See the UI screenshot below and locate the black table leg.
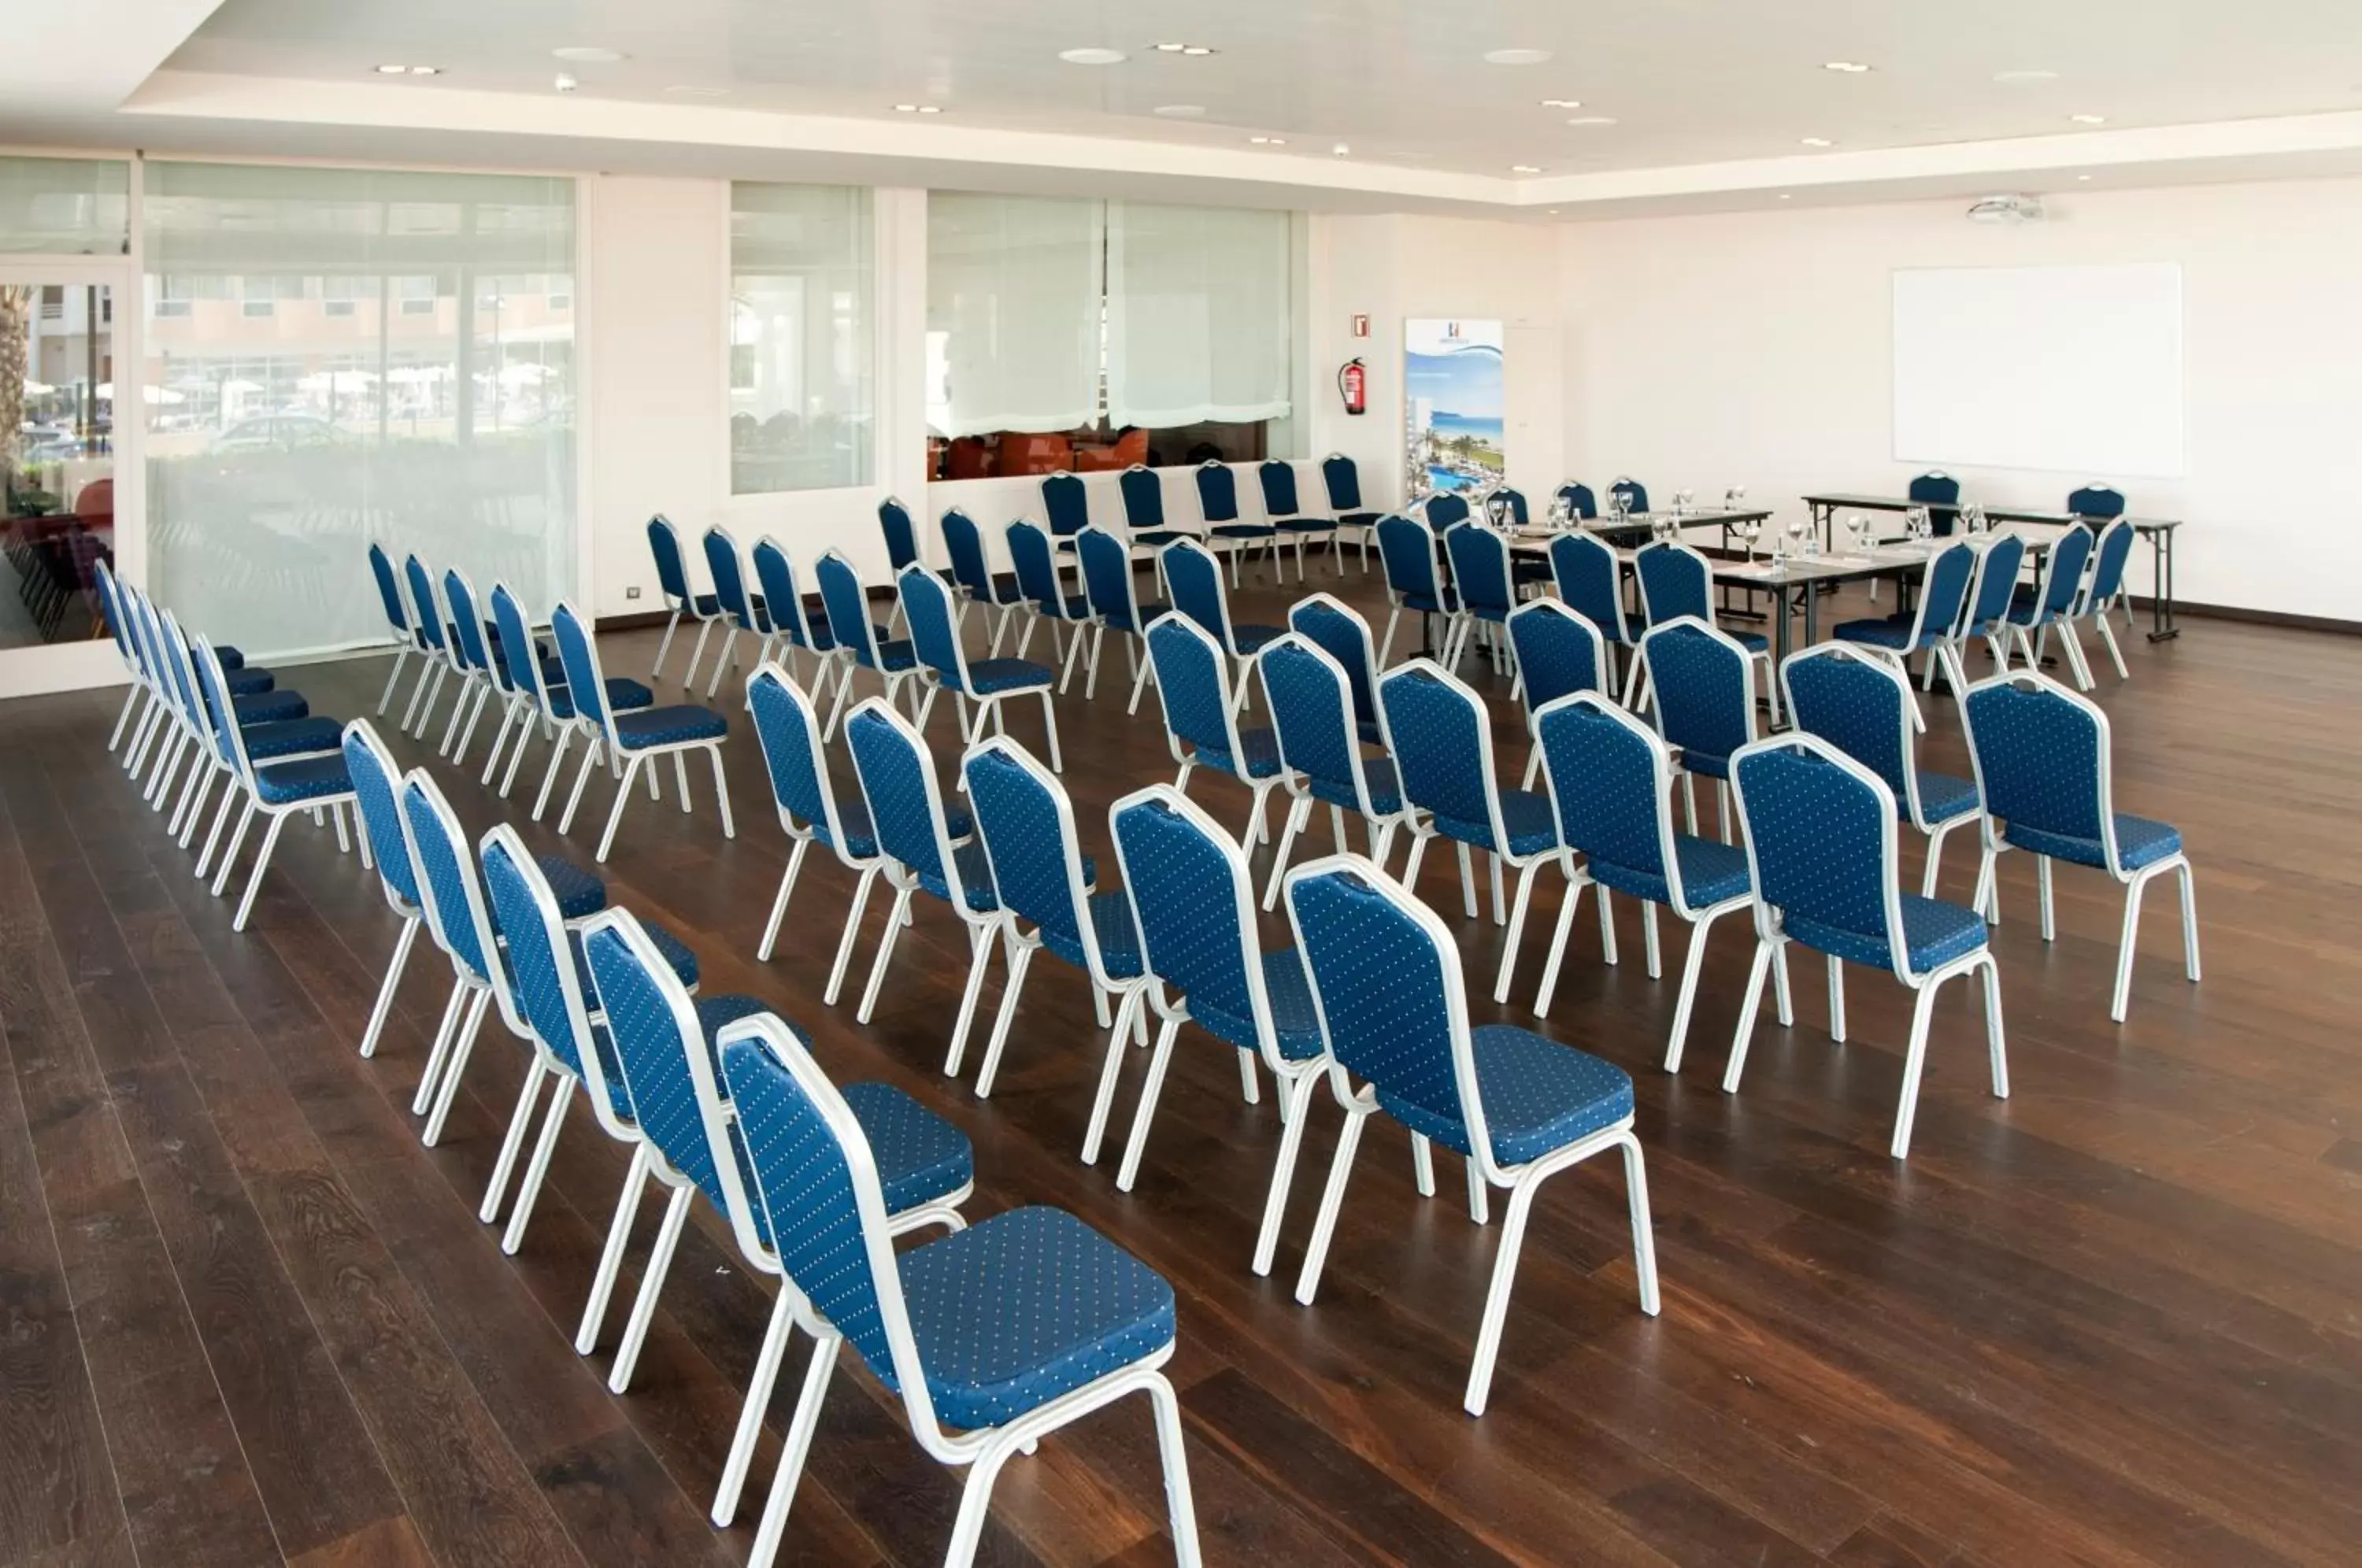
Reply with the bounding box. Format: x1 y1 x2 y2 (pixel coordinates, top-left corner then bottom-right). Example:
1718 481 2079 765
2147 529 2179 642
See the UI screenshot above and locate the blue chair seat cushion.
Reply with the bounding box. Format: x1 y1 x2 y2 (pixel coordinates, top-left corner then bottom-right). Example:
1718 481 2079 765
240 715 344 761
928 841 1096 913
691 594 721 616
613 704 728 749
233 690 309 726
842 1081 976 1214
535 853 609 920
563 919 703 1016
896 1207 1175 1431
2005 595 2058 627
1274 516 1334 535
1672 835 1753 907
1913 771 1980 826
1309 753 1401 815
1210 523 1276 540
1105 600 1169 634
224 667 277 697
1336 511 1383 528
1401 588 1459 615
1042 889 1144 980
1833 615 1920 651
1787 894 1988 975
1131 530 1200 547
2004 812 2182 873
1512 558 1554 585
1232 624 1285 656
826 794 972 860
252 754 354 806
1498 789 1561 856
965 658 1053 696
1381 1026 1635 1167
548 677 656 719
1205 726 1283 781
583 983 750 1127
1184 946 1320 1060
976 572 1027 607
1727 629 1770 655
215 645 246 671
870 637 920 673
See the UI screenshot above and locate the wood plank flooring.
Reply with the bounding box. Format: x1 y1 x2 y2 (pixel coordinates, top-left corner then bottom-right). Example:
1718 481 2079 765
2 566 2357 1567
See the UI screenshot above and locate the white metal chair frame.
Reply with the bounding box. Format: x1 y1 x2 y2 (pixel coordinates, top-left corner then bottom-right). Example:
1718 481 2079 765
1631 540 1781 723
1145 612 1285 851
1257 633 1412 910
1638 616 1759 844
900 566 1065 772
1780 642 1979 899
343 720 428 1065
1002 517 1091 692
549 600 737 864
396 555 460 739
190 636 361 932
816 549 926 740
748 534 843 709
1075 526 1164 716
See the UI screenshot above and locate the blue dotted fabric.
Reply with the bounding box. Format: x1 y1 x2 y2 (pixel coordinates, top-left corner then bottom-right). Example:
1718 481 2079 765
648 519 693 601
482 839 595 1085
613 705 728 749
752 541 832 653
368 545 408 631
872 638 920 673
1382 668 1549 853
2068 485 2127 519
2089 521 2137 603
2008 815 2183 873
1668 838 1753 907
1444 527 1514 619
1259 460 1303 517
1916 771 1980 825
2010 527 2095 626
846 706 950 888
241 716 339 759
966 658 1053 696
1383 1024 1635 1167
924 841 1009 914
749 671 837 835
443 573 491 672
898 1207 1175 1432
1006 522 1078 618
1831 616 1915 650
1147 619 1238 764
1784 653 1910 800
1961 535 2027 638
817 555 886 671
234 690 309 726
1646 623 1751 778
402 780 491 980
1509 605 1604 712
535 853 607 920
1788 896 1987 974
901 569 968 690
1334 754 1404 815
1120 468 1166 531
490 587 540 696
1042 473 1090 537
1321 455 1364 511
1494 790 1562 856
1163 544 1231 647
345 731 420 908
840 1081 975 1214
1611 479 1651 515
966 748 1091 954
702 530 761 631
1286 601 1379 730
1288 866 1464 1126
215 645 246 671
404 557 446 650
1426 494 1472 531
1635 545 1709 625
1110 794 1274 1052
224 667 276 697
1212 523 1274 541
1194 949 1323 1061
1962 682 2107 845
1538 699 1666 888
550 607 606 727
1375 517 1444 606
1194 464 1240 523
1557 483 1598 520
254 753 354 807
1263 642 1362 804
939 510 992 602
879 499 920 571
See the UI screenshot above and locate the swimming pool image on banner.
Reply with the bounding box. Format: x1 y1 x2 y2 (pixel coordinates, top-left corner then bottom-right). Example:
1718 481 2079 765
1403 317 1505 501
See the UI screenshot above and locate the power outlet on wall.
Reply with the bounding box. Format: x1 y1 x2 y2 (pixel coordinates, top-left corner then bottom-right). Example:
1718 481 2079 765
625 586 642 600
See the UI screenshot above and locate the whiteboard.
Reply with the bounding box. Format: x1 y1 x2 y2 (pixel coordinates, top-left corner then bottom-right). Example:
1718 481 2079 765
1892 263 2186 479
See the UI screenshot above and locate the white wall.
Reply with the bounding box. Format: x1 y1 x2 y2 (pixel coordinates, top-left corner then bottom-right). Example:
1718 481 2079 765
1559 177 2362 619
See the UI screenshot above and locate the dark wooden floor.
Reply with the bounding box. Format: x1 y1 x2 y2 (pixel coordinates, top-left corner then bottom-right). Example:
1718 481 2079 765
4 565 2359 1568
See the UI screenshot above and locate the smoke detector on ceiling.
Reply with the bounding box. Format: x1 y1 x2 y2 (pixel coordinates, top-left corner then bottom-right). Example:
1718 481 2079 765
1967 193 2045 225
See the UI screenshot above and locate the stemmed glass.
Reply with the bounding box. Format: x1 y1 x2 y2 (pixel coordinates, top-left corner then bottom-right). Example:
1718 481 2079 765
1734 516 1762 560
1786 516 1810 561
1846 513 1869 554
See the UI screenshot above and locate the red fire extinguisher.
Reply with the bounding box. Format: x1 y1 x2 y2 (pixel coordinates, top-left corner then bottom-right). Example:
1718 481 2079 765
1338 357 1368 416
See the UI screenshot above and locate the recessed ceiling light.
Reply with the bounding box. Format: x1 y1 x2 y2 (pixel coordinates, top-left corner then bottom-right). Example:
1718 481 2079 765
1823 61 1872 73
1539 98 1582 109
553 72 578 93
1565 116 1616 126
1547 209 1561 215
374 64 409 75
553 46 627 64
1153 104 1205 117
893 103 943 113
1154 42 1217 54
1778 193 1793 200
1484 48 1553 66
2076 173 2093 181
1510 165 1543 173
1331 142 1351 156
1994 68 2060 85
1183 46 1215 56
2070 113 2107 124
408 65 439 76
1059 46 1126 65
1800 136 1834 147
1249 135 1287 146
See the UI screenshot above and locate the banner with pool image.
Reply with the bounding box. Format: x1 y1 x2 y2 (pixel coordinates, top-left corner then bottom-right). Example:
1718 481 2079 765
1403 318 1505 501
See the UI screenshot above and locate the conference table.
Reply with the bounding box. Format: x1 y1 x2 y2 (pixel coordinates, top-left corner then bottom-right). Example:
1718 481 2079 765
1801 493 2183 642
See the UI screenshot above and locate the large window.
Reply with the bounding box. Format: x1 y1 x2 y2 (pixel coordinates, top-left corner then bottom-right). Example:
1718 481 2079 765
143 163 576 658
730 183 873 494
924 192 1293 479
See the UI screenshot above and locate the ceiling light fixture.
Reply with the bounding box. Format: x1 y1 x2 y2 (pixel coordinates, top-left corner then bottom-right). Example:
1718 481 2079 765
1800 136 1834 147
2077 173 2093 181
1823 61 1872 72
2070 113 2107 124
1539 98 1582 109
1058 46 1126 65
1565 116 1616 126
409 65 439 76
893 102 943 113
1249 135 1287 146
374 64 409 75
1510 164 1543 173
553 46 627 64
1331 142 1351 156
1483 48 1553 66
1778 193 1794 200
554 72 579 92
1154 42 1217 55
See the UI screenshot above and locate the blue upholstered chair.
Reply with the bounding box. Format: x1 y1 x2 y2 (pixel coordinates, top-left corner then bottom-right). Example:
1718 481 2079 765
1255 459 1341 579
1833 538 1979 707
367 542 421 716
1639 618 1759 841
1040 469 1092 551
695 525 769 699
1531 693 1757 1070
1783 644 1981 899
343 720 435 1063
1955 531 2028 679
1634 539 1777 720
94 560 155 755
1908 471 1962 534
1161 537 1282 712
1375 658 1562 1002
1319 453 1379 571
899 565 1063 771
189 635 359 931
549 600 735 863
1076 525 1169 712
1004 517 1091 689
398 552 457 737
1119 463 1196 551
646 515 722 685
1609 476 1650 516
1726 735 2009 1158
1549 529 1643 697
154 608 323 852
1422 490 1472 532
713 1011 1198 1568
814 549 922 738
964 738 1148 1098
1440 523 1517 675
436 566 506 762
1505 600 1605 790
1373 513 1456 668
2066 483 2127 520
2076 518 2138 681
939 507 1028 657
1286 592 1385 747
1107 786 1332 1270
877 495 923 637
1145 613 1285 849
1257 634 1411 908
1962 672 2199 1023
1555 481 1598 520
2006 523 2097 688
1193 460 1278 586
750 534 839 697
1282 855 1660 1415
842 697 1014 1066
481 581 656 806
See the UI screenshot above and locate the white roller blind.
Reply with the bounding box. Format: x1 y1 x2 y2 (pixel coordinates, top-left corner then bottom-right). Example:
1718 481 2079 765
1105 202 1290 429
0 155 129 254
731 182 873 494
925 192 1102 436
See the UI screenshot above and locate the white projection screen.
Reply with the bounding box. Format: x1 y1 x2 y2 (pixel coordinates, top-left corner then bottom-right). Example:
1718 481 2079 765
1892 263 2186 479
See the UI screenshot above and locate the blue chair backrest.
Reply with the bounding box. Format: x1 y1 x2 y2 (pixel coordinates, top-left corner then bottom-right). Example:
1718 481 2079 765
581 916 739 1219
1535 694 1670 889
1507 601 1603 715
939 509 991 601
550 602 609 729
1557 482 1597 520
1378 663 1497 844
1962 677 2107 845
751 537 818 649
1645 620 1753 766
1375 516 1440 601
1110 788 1261 1040
1486 487 1530 527
1287 595 1379 730
2067 485 2126 519
965 742 1092 967
1962 533 2027 635
1424 492 1471 531
1161 540 1230 646
187 634 243 771
899 567 967 690
1077 528 1143 630
2087 519 2136 606
400 771 491 982
443 568 491 673
815 553 880 670
1914 541 1978 643
1781 647 1911 804
1635 542 1710 626
1120 466 1165 532
1261 636 1362 802
1549 531 1627 642
480 830 604 1098
1321 454 1363 512
403 555 446 650
1259 460 1304 518
1195 463 1239 524
1041 472 1089 538
1732 738 1898 963
368 543 409 634
342 720 421 908
1442 524 1512 616
703 527 757 631
2034 526 2095 619
843 701 950 888
647 516 693 603
747 663 838 835
1006 520 1064 615
1908 472 1960 507
92 559 131 668
1146 615 1237 763
1610 478 1650 514
489 582 542 698
878 497 920 572
1286 863 1468 1132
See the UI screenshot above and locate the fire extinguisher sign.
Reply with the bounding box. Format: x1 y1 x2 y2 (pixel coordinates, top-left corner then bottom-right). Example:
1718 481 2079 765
1350 312 1370 338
